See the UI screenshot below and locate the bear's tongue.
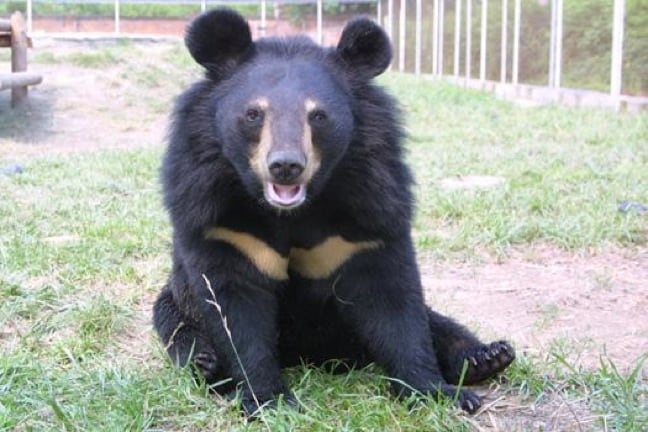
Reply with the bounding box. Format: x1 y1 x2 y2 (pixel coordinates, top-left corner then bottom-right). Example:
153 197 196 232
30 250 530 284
273 184 300 200
267 183 306 207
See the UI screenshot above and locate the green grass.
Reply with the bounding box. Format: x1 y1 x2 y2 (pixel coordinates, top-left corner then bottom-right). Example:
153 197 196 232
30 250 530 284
505 351 647 431
382 74 648 257
1 46 647 430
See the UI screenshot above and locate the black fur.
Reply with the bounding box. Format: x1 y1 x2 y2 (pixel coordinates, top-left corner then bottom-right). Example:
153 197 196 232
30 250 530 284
153 8 515 416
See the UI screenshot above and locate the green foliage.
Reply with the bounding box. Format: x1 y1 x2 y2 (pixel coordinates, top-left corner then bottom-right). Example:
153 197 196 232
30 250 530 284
585 355 648 431
625 0 648 93
282 2 374 23
562 0 614 91
4 1 26 14
505 352 648 432
2 1 261 18
387 0 648 94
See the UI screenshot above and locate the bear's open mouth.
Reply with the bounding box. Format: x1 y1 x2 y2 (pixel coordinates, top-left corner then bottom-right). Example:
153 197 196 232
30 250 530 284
265 182 306 208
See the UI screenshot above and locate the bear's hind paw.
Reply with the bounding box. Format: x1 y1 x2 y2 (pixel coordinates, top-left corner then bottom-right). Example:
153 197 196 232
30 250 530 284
194 351 220 383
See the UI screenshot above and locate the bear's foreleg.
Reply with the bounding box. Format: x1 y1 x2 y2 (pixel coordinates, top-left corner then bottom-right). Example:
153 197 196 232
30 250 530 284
155 243 295 417
189 269 294 416
332 240 483 413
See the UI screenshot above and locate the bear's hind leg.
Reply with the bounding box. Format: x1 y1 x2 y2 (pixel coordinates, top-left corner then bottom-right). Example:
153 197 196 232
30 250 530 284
153 287 223 386
427 308 515 385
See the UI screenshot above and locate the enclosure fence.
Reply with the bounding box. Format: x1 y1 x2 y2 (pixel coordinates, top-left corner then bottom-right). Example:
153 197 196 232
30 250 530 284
6 0 647 110
377 0 644 111
19 0 376 44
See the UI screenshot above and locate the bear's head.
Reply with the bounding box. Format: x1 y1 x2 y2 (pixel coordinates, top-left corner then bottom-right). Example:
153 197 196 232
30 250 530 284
184 9 392 211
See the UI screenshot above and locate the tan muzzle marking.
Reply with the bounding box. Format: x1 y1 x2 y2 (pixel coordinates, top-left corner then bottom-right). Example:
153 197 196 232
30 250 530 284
302 98 321 182
248 97 273 180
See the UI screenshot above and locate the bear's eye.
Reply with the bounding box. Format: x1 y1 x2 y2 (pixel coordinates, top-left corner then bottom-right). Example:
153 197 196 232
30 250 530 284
245 108 263 123
309 110 328 124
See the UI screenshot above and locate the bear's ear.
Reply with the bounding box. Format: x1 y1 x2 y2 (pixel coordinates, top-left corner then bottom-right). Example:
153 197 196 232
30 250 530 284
336 18 392 80
185 8 253 74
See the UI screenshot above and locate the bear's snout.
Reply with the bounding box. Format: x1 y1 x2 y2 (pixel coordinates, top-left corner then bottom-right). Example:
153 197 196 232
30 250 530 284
267 150 306 185
264 149 308 209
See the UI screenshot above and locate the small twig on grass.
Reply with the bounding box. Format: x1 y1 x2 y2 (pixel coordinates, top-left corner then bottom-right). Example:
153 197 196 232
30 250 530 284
201 274 271 429
486 410 499 431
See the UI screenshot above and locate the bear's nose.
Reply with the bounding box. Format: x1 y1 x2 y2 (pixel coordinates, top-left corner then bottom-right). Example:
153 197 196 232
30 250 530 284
267 150 305 184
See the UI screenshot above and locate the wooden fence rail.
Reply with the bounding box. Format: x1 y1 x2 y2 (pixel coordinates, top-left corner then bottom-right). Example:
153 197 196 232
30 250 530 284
0 11 42 108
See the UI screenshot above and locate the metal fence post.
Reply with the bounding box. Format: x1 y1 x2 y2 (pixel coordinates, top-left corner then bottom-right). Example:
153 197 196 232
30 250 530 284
387 0 393 40
500 0 507 83
387 0 393 70
555 0 563 88
398 0 406 72
114 0 120 34
316 0 323 45
480 0 488 81
454 0 462 77
611 0 626 110
415 0 422 75
548 0 556 86
466 0 472 81
548 0 563 88
26 0 33 33
512 0 521 84
432 0 439 75
438 0 445 75
260 0 267 37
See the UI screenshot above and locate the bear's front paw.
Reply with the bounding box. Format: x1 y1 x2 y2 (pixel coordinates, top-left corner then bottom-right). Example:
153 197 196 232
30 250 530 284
452 387 482 414
461 340 515 385
427 384 482 414
400 383 483 414
240 391 299 418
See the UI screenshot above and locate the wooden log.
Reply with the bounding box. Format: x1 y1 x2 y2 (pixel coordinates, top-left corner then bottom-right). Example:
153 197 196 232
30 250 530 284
0 72 43 91
0 34 10 48
1 17 11 47
10 12 30 107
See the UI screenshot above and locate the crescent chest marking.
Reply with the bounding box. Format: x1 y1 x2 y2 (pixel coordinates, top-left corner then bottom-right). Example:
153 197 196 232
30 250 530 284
204 227 382 280
205 227 290 280
289 236 382 279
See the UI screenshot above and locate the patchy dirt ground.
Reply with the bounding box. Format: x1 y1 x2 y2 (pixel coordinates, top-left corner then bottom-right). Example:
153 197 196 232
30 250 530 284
422 248 648 369
2 38 646 431
1 37 174 156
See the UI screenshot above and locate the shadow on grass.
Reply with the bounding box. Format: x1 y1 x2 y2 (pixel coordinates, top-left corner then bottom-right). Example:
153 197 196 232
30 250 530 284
0 87 56 144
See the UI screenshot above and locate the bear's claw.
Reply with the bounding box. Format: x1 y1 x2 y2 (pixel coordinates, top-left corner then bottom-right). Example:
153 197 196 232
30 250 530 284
194 351 219 382
460 391 481 414
460 340 515 385
439 385 482 414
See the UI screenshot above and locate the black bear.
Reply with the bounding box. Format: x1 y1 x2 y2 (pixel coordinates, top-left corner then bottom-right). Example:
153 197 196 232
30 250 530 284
153 8 515 416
